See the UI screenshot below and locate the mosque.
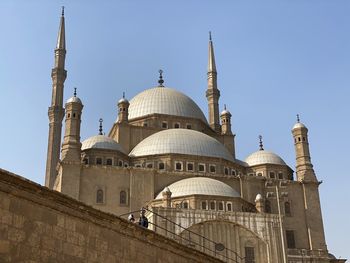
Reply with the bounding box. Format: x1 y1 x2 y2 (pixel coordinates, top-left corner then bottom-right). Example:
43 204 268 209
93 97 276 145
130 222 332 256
44 9 343 263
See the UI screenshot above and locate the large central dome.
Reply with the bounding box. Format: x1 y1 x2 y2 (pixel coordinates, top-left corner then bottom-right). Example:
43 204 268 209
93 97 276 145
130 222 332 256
128 87 207 123
129 129 234 162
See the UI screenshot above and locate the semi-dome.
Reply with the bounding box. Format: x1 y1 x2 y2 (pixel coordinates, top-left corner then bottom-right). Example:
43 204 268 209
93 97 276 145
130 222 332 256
81 135 125 153
128 87 207 123
129 129 234 162
245 150 286 166
155 177 240 199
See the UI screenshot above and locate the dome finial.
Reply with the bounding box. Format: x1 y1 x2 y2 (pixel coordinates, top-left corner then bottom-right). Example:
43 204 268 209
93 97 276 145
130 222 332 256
61 6 65 16
98 118 103 135
259 135 264 151
296 114 300 123
122 92 125 99
209 31 212 41
224 104 227 110
73 87 77 97
158 69 164 87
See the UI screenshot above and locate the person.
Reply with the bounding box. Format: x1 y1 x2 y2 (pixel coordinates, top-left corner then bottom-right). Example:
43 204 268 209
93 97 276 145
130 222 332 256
128 214 135 223
138 208 148 228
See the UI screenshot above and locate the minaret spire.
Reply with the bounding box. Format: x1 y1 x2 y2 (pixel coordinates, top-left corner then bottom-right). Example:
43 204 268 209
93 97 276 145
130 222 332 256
45 8 67 188
206 31 221 132
208 31 217 73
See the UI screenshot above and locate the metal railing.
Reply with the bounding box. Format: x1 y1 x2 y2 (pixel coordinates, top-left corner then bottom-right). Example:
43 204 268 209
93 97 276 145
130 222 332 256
120 207 246 263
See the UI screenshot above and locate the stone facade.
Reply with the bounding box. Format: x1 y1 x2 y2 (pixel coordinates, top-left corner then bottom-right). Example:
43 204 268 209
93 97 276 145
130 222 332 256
0 168 223 263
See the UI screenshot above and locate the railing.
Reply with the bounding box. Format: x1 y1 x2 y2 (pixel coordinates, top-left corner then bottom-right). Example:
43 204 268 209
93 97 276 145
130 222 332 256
120 207 246 263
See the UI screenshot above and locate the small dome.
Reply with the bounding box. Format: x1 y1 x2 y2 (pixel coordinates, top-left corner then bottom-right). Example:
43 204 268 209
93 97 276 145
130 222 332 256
255 194 263 202
66 96 82 104
245 150 286 166
220 109 231 116
155 177 240 199
81 135 125 153
292 122 306 130
129 129 234 162
163 187 171 193
128 87 207 123
118 97 129 104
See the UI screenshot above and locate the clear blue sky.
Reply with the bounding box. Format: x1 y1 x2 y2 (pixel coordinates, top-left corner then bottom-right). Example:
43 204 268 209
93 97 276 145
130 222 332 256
0 0 349 259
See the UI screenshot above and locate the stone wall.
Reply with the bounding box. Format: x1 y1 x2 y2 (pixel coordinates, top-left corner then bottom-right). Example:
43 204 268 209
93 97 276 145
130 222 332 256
0 168 222 263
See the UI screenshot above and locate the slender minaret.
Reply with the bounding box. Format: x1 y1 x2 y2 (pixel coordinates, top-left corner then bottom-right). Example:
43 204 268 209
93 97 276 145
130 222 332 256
292 115 327 252
206 32 221 132
291 115 317 182
45 7 67 188
61 88 83 162
117 92 129 123
220 104 232 135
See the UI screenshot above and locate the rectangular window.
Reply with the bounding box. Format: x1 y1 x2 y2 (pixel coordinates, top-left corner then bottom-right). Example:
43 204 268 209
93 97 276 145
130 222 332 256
269 172 275 179
162 122 168 129
83 158 89 165
174 123 180 128
96 158 102 165
278 172 284 179
286 230 296 248
198 164 205 172
146 163 153 168
106 159 113 165
186 124 192 129
245 247 255 263
158 162 165 170
231 170 236 176
209 165 216 173
187 162 194 171
175 161 183 171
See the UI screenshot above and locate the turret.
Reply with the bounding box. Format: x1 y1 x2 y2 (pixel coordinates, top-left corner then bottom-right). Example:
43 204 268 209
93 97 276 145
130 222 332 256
220 104 232 135
61 88 83 162
291 115 317 182
45 7 67 188
117 92 129 123
206 32 221 133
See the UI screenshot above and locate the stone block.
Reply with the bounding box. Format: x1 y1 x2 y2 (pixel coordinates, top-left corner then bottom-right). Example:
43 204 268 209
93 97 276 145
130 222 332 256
12 214 25 228
0 209 12 225
0 240 10 253
0 194 10 210
8 227 25 242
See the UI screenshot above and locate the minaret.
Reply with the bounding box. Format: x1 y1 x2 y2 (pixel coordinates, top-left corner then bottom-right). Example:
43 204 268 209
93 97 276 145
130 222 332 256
117 92 129 123
206 32 221 132
291 115 317 182
220 104 232 135
45 7 67 188
61 88 83 162
292 115 328 253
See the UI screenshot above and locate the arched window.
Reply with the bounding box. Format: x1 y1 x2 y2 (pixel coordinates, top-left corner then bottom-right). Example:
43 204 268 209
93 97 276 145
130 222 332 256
120 190 127 205
285 201 291 216
183 202 188 209
210 202 215 210
201 201 207 210
265 200 271 213
96 189 104 204
227 203 232 211
218 202 224 210
106 159 113 165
